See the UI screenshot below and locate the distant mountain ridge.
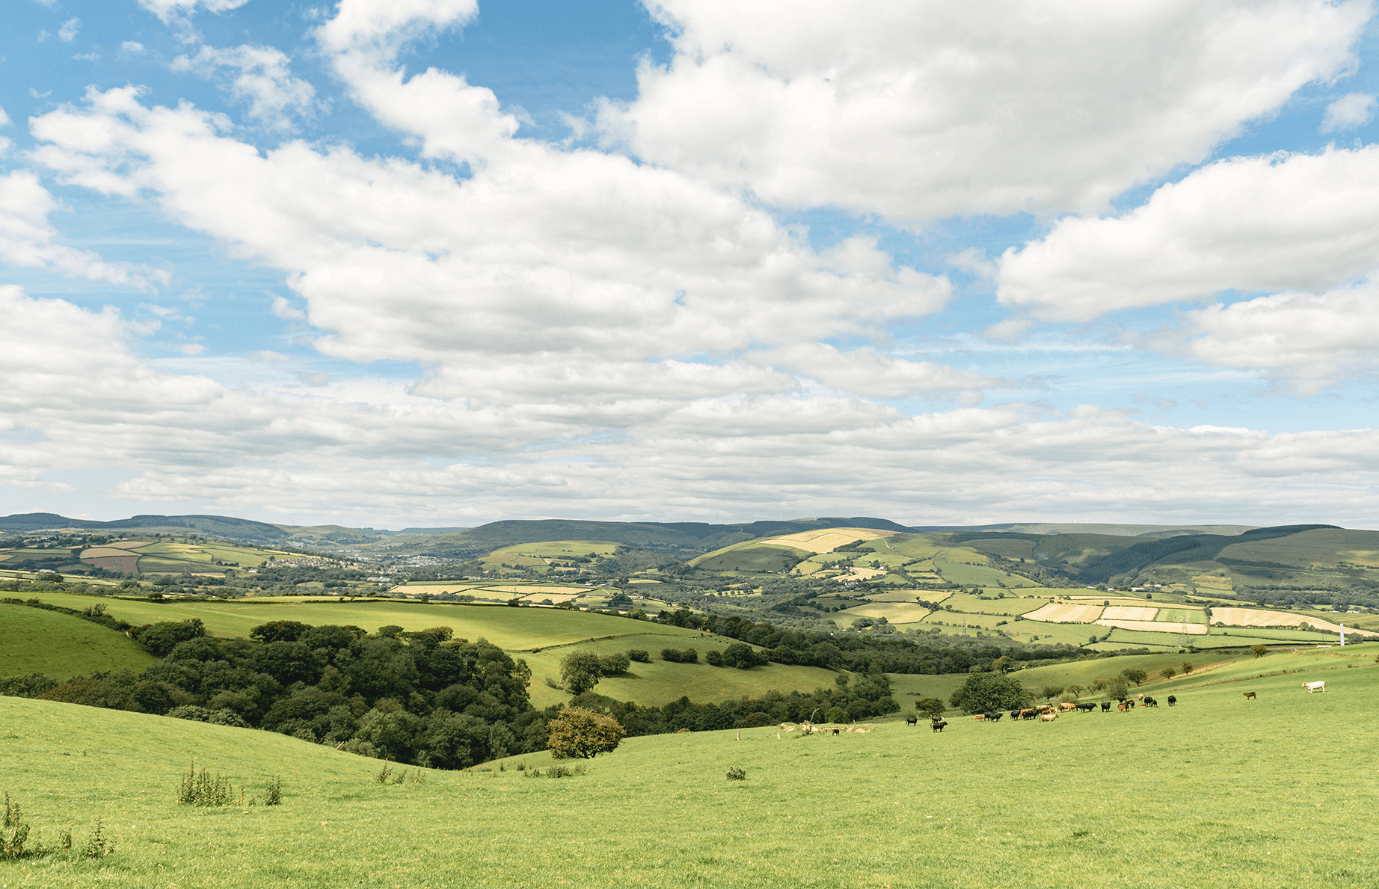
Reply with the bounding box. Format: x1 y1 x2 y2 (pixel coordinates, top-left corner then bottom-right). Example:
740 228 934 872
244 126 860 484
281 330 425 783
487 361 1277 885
1 512 1262 554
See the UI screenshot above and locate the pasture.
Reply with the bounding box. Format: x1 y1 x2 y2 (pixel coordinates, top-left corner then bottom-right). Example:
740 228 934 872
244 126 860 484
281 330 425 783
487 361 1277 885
11 593 683 651
4 648 1379 888
0 604 157 678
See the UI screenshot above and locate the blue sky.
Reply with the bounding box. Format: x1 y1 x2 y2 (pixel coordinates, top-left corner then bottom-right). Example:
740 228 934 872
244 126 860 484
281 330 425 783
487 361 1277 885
3 0 1379 529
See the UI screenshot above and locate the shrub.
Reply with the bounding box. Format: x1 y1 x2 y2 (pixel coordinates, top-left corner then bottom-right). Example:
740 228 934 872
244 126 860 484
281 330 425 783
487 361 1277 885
661 648 699 664
178 763 235 806
705 650 725 667
726 766 746 781
627 649 651 663
597 652 631 675
546 707 625 759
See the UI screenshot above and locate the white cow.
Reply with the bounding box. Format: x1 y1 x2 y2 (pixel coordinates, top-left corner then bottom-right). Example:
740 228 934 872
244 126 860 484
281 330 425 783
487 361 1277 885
1303 681 1326 693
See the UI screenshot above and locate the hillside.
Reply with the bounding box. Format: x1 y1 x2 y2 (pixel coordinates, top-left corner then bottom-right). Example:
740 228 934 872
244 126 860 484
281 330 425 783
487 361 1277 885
0 603 156 678
3 643 1377 888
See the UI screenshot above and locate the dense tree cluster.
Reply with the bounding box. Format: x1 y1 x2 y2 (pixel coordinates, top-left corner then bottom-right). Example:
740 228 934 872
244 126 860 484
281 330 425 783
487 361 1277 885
3 617 543 769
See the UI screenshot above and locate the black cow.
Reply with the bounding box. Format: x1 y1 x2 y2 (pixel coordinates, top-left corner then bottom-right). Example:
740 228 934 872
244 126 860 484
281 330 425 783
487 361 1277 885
906 715 918 726
1100 701 1112 712
1167 695 1177 707
1142 696 1158 708
1077 702 1096 713
931 717 948 733
1009 709 1021 721
984 711 1003 722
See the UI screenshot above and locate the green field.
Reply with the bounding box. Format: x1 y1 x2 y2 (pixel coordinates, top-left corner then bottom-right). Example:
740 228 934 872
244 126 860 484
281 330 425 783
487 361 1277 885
0 604 157 678
521 634 842 709
4 645 1378 888
14 593 682 650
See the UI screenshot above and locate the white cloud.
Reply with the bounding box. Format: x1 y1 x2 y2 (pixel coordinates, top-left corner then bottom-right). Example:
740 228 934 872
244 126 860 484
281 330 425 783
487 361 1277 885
171 44 316 130
57 18 79 42
754 344 996 401
249 349 290 363
137 0 251 25
997 146 1379 322
597 0 1370 227
1321 91 1375 132
120 41 148 55
29 80 953 402
270 295 306 320
0 169 168 288
1178 281 1379 394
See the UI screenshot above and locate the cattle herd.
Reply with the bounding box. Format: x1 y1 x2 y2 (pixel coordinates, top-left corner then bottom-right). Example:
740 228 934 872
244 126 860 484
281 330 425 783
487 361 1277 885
909 679 1332 729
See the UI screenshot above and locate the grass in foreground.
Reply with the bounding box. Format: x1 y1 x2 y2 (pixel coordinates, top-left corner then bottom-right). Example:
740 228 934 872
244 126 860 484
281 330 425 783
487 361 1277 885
3 650 1378 889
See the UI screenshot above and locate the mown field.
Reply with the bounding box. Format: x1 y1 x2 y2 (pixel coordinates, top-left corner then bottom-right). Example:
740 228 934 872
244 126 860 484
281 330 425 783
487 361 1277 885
0 604 156 678
3 644 1377 889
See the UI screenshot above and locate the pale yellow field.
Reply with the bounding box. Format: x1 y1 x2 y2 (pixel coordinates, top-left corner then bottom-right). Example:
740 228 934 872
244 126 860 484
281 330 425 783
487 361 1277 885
835 567 887 581
769 528 895 553
79 547 138 559
840 602 931 623
1102 606 1158 621
866 589 936 603
104 541 152 550
1069 595 1156 606
1096 619 1207 635
1023 602 1103 623
1211 607 1347 634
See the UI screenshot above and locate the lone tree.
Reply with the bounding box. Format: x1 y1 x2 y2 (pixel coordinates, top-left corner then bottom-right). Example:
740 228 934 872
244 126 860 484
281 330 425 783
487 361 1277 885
949 673 1031 714
546 707 625 759
1251 645 1268 659
915 697 946 718
560 651 604 696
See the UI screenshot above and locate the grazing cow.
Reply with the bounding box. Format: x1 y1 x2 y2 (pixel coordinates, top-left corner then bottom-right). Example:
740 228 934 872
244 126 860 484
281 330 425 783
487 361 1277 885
905 716 918 726
1019 708 1037 720
1077 702 1096 713
1142 696 1158 707
1243 691 1257 700
1009 709 1022 721
1058 702 1078 712
1040 711 1058 722
985 711 1003 723
931 717 948 733
1303 681 1326 694
973 714 985 721
831 728 840 735
1117 702 1128 712
1167 695 1177 707
1100 702 1112 712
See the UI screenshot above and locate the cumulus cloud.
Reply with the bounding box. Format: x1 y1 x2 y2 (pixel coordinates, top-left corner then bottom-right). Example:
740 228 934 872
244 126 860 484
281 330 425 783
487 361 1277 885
171 44 317 130
137 0 251 24
1178 282 1379 394
29 77 953 402
997 146 1379 321
120 41 147 55
1321 91 1375 131
597 0 1370 227
57 18 79 42
0 170 168 288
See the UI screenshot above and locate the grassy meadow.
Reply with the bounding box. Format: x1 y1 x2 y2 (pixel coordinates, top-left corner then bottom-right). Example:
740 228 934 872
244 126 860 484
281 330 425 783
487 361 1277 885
4 644 1378 889
0 604 156 678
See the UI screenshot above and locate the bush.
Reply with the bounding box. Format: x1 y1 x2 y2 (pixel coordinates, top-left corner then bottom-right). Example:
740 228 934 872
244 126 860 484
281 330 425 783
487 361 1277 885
726 766 746 781
597 652 631 675
560 651 604 696
627 649 651 663
546 707 625 759
915 697 946 718
178 763 235 806
661 648 699 664
705 650 725 667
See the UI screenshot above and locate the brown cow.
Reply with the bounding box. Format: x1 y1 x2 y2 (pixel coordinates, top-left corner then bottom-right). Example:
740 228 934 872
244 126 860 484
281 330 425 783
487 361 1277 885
1243 691 1257 700
1040 711 1058 722
1019 708 1037 720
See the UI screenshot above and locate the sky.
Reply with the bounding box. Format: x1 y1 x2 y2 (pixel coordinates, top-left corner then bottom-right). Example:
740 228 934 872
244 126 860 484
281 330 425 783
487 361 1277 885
3 0 1379 530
